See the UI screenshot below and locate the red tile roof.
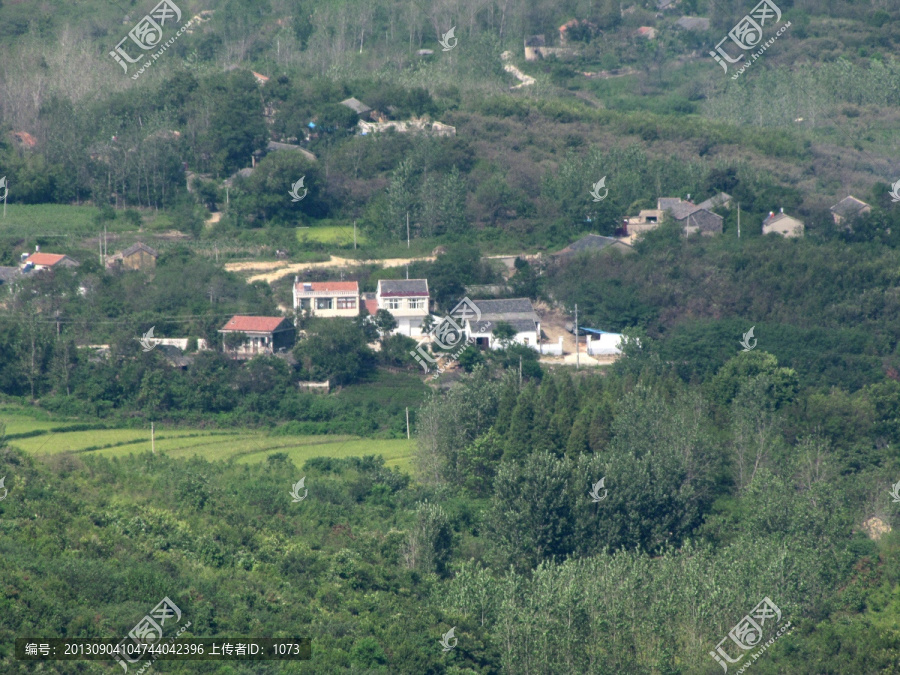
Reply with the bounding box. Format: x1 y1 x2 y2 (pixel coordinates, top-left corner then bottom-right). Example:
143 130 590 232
363 298 379 315
26 253 67 266
294 281 359 292
220 316 289 333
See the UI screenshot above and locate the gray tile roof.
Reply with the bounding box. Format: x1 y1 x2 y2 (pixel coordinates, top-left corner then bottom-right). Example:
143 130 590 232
121 242 158 258
563 234 617 252
830 196 870 217
378 279 429 296
340 97 371 115
697 192 731 210
668 202 701 220
554 234 633 257
468 298 539 333
657 197 683 211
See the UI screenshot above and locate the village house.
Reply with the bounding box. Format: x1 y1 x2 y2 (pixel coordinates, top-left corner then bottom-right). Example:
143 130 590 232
830 196 871 226
658 196 725 235
20 249 80 272
524 34 578 61
762 210 804 237
375 279 430 337
266 140 317 162
340 97 373 120
293 279 359 318
462 298 541 349
218 315 295 358
107 242 158 271
554 234 634 260
697 192 732 210
624 209 663 237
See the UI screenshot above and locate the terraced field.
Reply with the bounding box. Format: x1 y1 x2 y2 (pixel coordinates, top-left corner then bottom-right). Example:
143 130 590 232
3 418 414 472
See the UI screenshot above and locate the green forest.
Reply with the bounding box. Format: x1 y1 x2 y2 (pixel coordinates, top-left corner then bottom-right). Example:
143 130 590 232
1 0 900 672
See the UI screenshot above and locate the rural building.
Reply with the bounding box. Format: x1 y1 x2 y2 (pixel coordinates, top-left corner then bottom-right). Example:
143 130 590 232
762 210 804 237
697 192 732 210
830 196 871 225
293 279 359 317
108 242 158 271
266 140 317 162
376 279 430 337
583 328 625 356
524 35 578 61
625 209 663 237
680 208 724 235
659 198 724 235
219 315 295 358
554 234 634 259
340 97 372 119
463 298 541 349
21 250 80 272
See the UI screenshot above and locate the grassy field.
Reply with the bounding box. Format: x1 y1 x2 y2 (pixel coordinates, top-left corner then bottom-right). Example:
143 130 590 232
3 414 415 472
298 223 370 247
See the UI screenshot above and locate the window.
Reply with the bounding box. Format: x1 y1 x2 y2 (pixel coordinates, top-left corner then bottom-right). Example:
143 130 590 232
337 297 356 310
316 298 333 310
408 298 425 310
387 298 401 310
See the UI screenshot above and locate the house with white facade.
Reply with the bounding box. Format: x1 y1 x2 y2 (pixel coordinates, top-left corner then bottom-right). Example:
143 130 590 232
762 210 804 237
293 279 359 317
463 298 541 349
218 315 295 358
376 279 430 336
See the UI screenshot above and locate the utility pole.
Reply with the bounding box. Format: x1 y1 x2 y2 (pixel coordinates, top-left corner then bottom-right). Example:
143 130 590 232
737 202 741 239
406 212 410 249
104 224 107 264
575 303 579 370
353 220 357 250
405 408 410 439
99 234 103 266
519 356 522 386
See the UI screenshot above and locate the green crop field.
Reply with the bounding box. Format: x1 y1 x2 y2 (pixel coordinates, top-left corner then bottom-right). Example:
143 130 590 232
297 224 369 247
2 411 415 472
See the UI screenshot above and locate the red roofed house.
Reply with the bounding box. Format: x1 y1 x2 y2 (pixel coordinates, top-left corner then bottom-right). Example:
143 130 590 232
292 279 359 318
21 248 80 272
219 315 294 358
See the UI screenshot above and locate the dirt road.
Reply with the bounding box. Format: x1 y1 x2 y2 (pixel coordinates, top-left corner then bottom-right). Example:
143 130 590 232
225 256 436 284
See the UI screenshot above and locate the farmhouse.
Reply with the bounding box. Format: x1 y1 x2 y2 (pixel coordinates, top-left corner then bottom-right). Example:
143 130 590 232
21 250 80 272
219 315 295 358
463 298 541 350
108 242 158 271
554 234 634 259
293 279 359 318
376 279 430 337
658 198 724 235
340 97 372 119
763 210 804 237
830 196 871 225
